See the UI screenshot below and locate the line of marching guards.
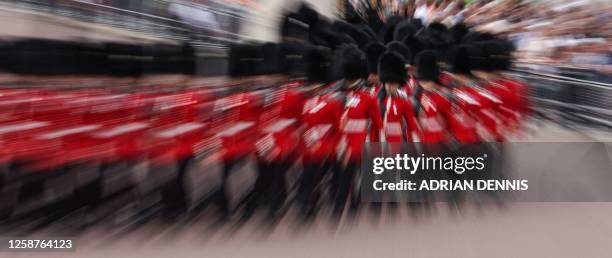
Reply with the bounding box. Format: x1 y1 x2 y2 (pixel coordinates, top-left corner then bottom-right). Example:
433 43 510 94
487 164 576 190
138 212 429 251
0 25 530 232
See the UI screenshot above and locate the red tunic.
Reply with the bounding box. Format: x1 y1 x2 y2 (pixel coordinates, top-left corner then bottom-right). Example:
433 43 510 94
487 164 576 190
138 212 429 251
364 83 383 96
497 77 530 117
404 77 418 96
215 91 265 162
439 71 457 89
450 86 484 143
255 86 308 162
380 93 419 143
415 89 451 143
300 93 344 164
338 90 383 163
455 84 504 141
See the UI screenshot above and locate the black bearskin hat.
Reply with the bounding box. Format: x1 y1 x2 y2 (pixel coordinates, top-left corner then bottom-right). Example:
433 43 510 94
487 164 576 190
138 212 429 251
427 22 448 33
478 40 513 71
297 3 319 26
449 23 470 44
357 24 378 42
401 35 426 64
334 33 358 47
349 26 373 47
260 42 282 75
332 44 368 81
309 19 334 48
279 41 309 77
331 21 371 47
415 50 440 81
378 16 404 44
461 31 495 44
386 41 412 65
411 18 424 30
446 44 486 75
363 42 387 74
306 46 332 83
393 20 418 41
228 43 261 77
378 51 407 84
280 12 309 41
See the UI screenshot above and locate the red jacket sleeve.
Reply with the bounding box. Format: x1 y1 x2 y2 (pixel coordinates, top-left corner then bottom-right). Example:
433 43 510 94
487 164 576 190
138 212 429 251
402 99 420 142
368 95 383 142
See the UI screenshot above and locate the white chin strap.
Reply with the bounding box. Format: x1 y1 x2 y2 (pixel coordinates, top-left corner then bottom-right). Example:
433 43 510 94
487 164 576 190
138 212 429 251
348 79 363 88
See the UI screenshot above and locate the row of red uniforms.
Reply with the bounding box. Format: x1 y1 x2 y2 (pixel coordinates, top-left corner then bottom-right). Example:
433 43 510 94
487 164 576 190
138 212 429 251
212 74 528 168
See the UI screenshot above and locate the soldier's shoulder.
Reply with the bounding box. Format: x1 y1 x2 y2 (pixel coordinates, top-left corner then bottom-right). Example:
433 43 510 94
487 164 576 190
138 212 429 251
397 90 409 99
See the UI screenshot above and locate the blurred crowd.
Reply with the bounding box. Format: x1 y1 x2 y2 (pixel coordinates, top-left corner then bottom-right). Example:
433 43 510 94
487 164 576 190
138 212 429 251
473 0 610 74
348 0 611 74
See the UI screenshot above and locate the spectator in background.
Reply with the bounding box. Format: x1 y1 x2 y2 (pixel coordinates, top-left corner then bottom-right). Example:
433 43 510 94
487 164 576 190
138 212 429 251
413 0 434 23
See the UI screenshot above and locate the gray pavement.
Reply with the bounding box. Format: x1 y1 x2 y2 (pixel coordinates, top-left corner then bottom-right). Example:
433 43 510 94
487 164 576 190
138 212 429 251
1 122 611 258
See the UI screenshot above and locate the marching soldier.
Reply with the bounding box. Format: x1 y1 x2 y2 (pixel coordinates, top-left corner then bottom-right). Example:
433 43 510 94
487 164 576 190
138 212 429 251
363 42 387 94
445 44 495 142
473 40 529 135
333 45 383 216
385 41 415 96
413 50 457 206
377 51 420 144
297 47 344 219
376 50 421 210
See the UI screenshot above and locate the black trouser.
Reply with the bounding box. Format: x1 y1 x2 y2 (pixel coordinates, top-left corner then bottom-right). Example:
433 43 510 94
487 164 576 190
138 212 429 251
0 163 15 222
329 161 341 203
217 159 240 218
161 158 191 217
241 160 288 219
297 161 330 215
333 162 359 215
8 162 99 228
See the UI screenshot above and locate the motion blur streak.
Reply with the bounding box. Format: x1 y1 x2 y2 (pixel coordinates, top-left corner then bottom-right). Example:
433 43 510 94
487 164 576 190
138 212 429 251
0 0 610 258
